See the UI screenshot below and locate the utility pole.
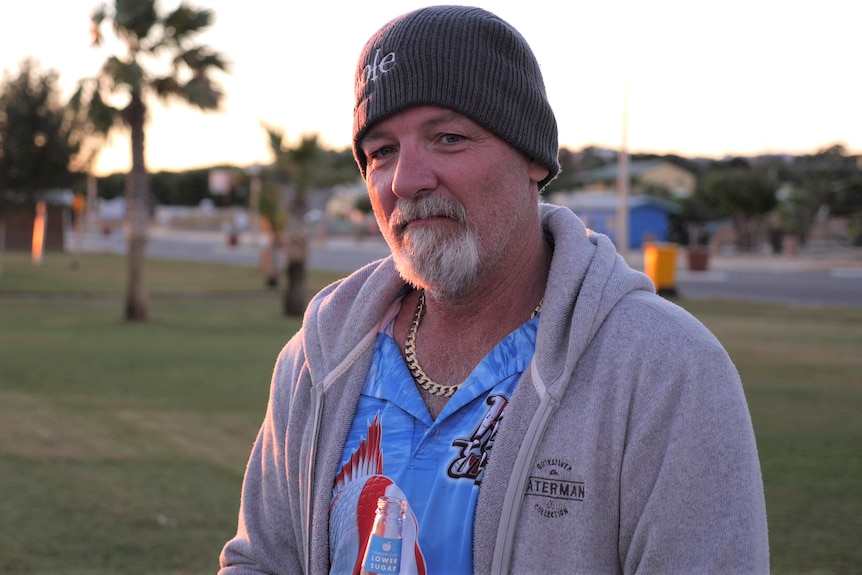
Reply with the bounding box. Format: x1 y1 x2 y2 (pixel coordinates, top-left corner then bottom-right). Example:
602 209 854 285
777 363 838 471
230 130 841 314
616 82 630 258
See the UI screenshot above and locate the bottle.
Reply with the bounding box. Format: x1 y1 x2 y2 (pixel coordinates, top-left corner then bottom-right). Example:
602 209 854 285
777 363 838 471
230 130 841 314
359 495 407 575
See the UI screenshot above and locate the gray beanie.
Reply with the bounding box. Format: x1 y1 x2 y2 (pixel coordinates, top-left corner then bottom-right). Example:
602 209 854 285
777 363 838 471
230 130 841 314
353 5 560 190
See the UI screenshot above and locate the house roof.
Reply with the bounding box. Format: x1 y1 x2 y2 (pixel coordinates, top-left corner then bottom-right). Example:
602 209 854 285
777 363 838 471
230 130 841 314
575 159 679 185
554 191 682 214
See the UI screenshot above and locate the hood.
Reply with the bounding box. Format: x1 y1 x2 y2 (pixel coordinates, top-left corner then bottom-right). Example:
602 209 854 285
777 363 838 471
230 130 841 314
301 204 655 393
302 258 405 386
535 203 656 398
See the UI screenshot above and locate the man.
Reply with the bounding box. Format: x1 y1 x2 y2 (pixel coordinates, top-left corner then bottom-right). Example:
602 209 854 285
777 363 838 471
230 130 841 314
220 6 769 574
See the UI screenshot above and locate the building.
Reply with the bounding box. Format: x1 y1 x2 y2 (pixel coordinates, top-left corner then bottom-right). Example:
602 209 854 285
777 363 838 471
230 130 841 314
549 191 681 250
574 159 696 198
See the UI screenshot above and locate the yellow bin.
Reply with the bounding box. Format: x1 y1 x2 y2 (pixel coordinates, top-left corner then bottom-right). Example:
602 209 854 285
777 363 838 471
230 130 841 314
643 242 678 296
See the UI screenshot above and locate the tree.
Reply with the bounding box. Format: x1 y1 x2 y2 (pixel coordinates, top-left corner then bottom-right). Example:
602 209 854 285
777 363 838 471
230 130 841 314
0 58 81 204
697 169 778 250
777 183 819 245
678 193 719 246
262 126 361 316
0 58 84 264
263 127 326 316
780 144 862 245
73 0 228 321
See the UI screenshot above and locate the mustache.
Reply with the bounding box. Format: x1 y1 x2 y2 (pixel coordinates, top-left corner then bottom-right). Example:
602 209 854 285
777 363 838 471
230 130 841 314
390 195 467 231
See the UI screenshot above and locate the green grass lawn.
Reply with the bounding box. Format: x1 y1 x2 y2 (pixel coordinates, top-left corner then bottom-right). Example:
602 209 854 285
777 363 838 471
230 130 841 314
675 299 862 574
1 251 860 574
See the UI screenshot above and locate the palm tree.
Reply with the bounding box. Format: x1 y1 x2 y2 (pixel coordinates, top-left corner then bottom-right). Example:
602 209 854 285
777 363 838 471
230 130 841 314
72 0 228 321
263 126 324 316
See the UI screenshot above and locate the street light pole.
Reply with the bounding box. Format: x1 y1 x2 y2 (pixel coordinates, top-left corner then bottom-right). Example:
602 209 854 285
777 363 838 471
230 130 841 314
616 81 630 258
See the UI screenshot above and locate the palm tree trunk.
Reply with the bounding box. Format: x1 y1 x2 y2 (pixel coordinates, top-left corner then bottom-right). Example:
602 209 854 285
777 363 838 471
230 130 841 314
124 94 149 321
283 188 308 316
265 232 280 287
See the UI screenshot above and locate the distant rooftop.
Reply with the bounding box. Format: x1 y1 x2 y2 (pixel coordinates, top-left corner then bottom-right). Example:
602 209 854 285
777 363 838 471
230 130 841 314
575 159 671 185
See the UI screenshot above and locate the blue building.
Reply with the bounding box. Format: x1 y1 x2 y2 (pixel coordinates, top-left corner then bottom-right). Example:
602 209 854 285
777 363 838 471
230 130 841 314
549 191 681 250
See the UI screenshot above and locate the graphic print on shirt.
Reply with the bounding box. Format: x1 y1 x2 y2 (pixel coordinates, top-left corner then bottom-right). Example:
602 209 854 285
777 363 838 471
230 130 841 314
525 457 585 520
333 315 539 573
330 413 427 575
447 394 507 484
333 413 384 494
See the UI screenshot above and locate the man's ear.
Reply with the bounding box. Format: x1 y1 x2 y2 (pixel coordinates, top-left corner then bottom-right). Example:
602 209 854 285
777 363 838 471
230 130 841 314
528 160 550 185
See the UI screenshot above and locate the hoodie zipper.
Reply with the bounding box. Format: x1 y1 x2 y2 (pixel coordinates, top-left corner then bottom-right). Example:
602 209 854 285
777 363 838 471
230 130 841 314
302 325 381 573
491 361 557 573
303 383 325 574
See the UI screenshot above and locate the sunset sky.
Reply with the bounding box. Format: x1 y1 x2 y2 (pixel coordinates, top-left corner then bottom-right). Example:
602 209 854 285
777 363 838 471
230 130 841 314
2 0 859 176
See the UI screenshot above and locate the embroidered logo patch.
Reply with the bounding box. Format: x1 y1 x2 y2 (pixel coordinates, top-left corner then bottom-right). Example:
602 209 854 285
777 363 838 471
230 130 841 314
525 458 584 519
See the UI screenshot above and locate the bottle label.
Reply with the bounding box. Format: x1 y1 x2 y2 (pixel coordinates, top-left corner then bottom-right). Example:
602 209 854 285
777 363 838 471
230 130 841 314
362 534 403 573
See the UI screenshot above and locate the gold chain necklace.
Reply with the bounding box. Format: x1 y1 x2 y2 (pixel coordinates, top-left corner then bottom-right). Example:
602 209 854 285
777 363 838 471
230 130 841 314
404 290 543 398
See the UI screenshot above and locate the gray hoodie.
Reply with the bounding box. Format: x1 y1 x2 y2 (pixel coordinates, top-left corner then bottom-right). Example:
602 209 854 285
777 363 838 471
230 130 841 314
220 203 769 574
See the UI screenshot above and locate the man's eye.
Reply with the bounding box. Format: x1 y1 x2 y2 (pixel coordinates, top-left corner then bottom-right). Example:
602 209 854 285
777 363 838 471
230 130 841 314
441 133 464 144
368 145 395 160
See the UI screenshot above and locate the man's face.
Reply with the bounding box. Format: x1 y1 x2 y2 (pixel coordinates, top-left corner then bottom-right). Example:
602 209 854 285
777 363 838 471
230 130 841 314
359 106 549 295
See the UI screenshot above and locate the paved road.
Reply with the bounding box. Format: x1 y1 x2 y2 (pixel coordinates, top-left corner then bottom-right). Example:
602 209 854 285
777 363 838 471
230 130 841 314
69 228 862 307
629 247 862 307
69 227 392 273
675 268 862 307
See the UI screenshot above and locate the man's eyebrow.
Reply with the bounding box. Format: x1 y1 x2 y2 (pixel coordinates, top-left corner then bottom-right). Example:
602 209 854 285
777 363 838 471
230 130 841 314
361 111 475 149
359 128 389 149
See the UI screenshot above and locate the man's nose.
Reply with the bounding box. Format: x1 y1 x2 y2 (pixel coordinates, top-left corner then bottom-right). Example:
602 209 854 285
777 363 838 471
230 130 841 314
391 146 437 199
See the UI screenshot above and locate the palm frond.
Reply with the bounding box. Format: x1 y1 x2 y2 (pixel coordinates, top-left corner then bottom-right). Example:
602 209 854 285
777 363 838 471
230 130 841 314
163 3 214 39
88 90 123 135
150 76 183 100
180 76 223 110
100 56 145 91
262 122 285 154
175 46 230 74
113 0 157 40
200 52 229 73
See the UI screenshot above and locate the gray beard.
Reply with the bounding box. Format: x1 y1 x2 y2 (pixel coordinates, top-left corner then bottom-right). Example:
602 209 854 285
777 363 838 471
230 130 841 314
386 195 480 295
393 225 480 295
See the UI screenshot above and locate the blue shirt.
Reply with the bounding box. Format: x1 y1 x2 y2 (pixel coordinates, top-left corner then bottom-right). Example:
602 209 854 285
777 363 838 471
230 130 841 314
330 310 539 574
